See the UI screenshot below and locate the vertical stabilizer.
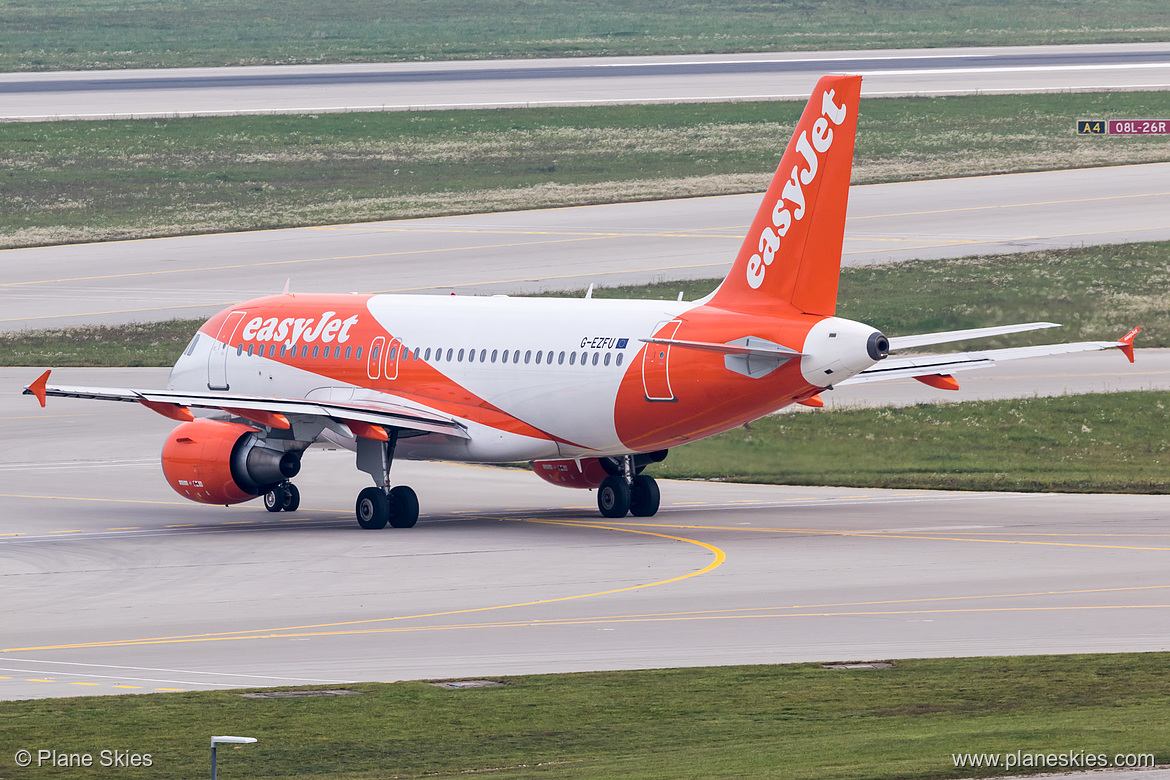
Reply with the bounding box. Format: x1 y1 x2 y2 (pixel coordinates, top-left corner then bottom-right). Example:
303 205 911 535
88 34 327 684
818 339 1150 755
707 74 862 317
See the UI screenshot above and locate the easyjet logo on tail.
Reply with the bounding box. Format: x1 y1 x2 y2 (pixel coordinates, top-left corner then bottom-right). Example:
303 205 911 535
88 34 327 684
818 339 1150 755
746 90 848 290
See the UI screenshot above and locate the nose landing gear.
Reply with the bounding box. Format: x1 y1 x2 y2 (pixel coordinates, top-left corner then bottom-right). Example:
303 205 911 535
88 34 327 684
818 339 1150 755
263 481 301 513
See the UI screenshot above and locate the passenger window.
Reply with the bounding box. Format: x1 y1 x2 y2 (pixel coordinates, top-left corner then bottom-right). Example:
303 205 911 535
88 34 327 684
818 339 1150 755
269 345 277 358
413 347 420 360
479 349 486 363
569 352 576 365
345 346 352 360
389 345 397 361
446 348 453 361
604 353 611 366
580 351 588 365
237 343 243 356
513 350 520 364
371 345 380 360
332 346 339 359
491 349 498 363
501 349 509 363
424 347 431 360
524 350 531 364
247 344 254 357
280 345 287 358
616 353 624 366
469 349 475 363
356 345 363 360
458 348 465 362
535 350 542 364
312 345 319 359
558 351 565 365
301 345 309 359
592 352 599 366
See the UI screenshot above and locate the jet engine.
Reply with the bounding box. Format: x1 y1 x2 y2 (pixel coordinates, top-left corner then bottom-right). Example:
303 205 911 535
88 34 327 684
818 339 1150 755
161 418 301 505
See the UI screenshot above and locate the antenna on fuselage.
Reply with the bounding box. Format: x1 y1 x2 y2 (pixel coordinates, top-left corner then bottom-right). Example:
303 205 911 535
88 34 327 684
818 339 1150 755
282 278 291 296
677 291 684 302
585 283 594 299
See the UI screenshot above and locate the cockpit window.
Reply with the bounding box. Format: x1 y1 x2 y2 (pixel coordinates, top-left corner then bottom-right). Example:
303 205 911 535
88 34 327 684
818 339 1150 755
184 334 201 357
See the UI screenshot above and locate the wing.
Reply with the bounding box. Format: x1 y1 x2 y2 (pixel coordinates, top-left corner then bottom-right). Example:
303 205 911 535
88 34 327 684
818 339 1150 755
22 372 469 440
838 326 1141 387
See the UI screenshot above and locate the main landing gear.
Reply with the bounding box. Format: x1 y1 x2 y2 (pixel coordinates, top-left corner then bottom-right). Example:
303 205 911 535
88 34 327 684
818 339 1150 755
597 455 661 519
263 481 300 513
354 430 420 530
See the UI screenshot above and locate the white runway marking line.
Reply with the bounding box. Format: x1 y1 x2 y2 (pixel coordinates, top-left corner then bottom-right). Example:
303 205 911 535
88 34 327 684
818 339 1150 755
0 657 352 686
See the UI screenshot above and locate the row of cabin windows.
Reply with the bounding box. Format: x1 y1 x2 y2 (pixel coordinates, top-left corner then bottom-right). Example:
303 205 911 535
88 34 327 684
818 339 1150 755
237 342 626 368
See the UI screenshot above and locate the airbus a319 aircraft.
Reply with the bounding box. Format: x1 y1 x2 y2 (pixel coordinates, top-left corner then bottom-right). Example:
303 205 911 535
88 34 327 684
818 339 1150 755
25 75 1139 528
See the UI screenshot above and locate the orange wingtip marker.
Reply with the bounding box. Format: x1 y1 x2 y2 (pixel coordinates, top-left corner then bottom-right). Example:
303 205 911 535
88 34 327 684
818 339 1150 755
26 369 51 408
137 398 195 422
223 407 291 430
344 419 390 441
797 393 824 408
914 374 961 391
1118 326 1141 363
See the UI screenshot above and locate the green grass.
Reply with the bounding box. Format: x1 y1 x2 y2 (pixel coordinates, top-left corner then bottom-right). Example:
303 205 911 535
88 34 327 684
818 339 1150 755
0 654 1166 779
6 240 1168 367
3 0 1169 72
652 391 1170 493
3 91 1169 248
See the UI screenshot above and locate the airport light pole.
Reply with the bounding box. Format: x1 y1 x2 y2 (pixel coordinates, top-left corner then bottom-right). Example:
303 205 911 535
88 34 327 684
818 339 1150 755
211 736 256 780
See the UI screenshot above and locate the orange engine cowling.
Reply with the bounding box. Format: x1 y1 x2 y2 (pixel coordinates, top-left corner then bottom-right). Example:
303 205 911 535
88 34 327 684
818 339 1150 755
161 418 302 505
532 458 609 489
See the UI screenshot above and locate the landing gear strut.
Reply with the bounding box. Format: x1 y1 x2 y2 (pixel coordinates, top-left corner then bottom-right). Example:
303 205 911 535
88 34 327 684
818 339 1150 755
264 482 300 513
354 430 420 530
597 455 660 518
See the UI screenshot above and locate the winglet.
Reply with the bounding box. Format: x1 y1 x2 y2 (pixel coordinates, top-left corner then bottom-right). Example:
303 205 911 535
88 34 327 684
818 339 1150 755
25 369 51 408
1118 326 1141 363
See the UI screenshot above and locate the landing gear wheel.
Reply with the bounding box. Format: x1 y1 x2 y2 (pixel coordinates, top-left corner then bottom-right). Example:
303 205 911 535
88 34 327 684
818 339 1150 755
630 475 660 517
264 486 286 513
281 483 300 512
356 487 389 529
598 475 632 518
388 485 420 528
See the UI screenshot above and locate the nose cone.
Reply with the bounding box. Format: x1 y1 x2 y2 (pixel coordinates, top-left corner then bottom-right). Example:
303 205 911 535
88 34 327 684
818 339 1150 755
800 317 887 386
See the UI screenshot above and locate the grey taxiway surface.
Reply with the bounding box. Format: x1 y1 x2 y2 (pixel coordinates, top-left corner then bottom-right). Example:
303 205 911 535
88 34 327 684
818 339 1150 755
2 43 1169 120
3 163 1168 331
2 363 1168 701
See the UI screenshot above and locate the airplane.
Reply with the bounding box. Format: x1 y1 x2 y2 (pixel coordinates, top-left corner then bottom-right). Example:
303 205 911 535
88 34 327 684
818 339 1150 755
23 74 1140 529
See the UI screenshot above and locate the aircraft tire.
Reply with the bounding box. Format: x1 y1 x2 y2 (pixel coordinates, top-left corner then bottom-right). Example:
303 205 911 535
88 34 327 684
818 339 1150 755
629 475 660 517
264 486 286 513
597 475 631 518
356 487 389 529
282 483 300 512
388 485 420 528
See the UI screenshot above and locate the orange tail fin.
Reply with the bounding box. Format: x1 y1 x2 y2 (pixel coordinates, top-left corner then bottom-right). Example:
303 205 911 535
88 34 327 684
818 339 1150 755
707 74 862 317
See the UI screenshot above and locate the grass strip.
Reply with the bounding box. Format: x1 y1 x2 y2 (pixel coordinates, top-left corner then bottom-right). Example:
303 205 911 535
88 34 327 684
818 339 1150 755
0 654 1167 779
6 241 1168 367
3 91 1169 248
651 391 1170 494
4 0 1168 72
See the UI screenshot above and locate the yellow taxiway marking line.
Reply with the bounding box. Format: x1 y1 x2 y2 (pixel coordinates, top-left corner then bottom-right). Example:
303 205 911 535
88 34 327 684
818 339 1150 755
0 533 24 537
70 682 99 686
49 530 82 534
4 519 726 652
573 520 1170 553
0 492 190 507
107 527 140 531
155 688 185 692
221 521 254 525
112 685 142 689
165 524 196 528
28 678 54 682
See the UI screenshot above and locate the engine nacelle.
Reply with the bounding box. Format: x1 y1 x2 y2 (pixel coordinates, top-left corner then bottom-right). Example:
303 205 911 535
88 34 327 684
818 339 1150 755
161 418 301 505
532 458 609 489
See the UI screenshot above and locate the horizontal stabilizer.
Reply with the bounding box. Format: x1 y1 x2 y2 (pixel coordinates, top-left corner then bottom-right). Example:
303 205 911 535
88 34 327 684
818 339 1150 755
888 322 1061 351
640 336 803 359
